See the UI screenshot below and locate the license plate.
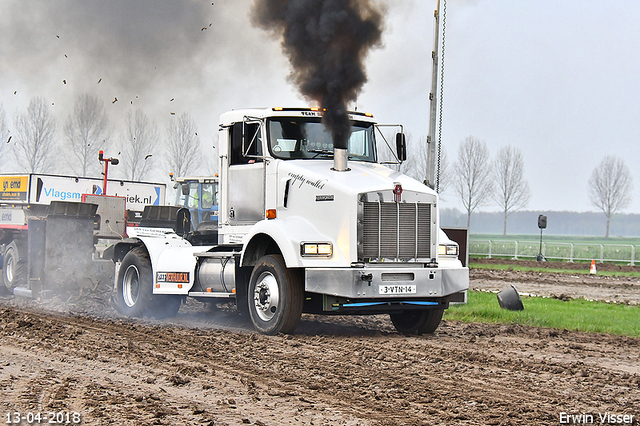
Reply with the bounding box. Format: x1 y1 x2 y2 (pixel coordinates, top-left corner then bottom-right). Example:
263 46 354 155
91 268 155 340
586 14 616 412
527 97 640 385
378 285 417 295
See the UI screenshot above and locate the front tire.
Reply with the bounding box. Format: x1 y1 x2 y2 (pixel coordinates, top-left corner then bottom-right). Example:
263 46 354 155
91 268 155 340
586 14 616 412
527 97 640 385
248 255 303 335
3 243 26 293
390 309 444 335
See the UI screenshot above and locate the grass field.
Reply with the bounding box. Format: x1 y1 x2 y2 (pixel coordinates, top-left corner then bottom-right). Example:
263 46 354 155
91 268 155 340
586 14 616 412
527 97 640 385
444 290 640 337
472 233 640 246
469 234 640 263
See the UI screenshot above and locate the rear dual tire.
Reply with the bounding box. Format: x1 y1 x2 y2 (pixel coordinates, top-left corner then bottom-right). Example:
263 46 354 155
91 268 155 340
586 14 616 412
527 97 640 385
390 308 444 335
2 244 26 295
114 246 181 319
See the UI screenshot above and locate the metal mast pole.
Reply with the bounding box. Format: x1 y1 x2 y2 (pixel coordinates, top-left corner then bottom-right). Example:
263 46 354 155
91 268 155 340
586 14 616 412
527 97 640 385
426 0 440 189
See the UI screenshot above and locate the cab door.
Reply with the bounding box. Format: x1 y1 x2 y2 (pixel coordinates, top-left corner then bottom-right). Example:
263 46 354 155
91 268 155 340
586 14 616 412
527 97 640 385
227 119 265 225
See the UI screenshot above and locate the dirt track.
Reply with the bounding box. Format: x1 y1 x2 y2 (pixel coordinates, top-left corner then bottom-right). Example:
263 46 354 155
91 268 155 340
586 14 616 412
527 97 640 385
470 259 640 305
1 265 639 425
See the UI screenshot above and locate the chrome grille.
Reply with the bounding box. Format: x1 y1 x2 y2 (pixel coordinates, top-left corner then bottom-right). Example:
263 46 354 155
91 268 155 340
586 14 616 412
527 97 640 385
360 202 431 260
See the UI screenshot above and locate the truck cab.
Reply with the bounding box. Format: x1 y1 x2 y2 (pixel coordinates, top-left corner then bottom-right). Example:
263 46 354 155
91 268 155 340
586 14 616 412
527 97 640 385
114 108 469 335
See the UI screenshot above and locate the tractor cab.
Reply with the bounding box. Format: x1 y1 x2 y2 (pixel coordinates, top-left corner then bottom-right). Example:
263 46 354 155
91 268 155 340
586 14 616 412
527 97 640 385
172 176 219 230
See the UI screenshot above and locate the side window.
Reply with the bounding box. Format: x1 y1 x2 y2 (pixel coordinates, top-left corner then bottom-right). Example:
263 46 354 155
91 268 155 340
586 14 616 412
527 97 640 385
201 183 214 209
186 185 199 209
230 122 262 165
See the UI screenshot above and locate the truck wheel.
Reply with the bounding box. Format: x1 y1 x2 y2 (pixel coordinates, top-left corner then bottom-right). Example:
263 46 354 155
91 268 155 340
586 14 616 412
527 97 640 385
151 295 182 319
390 308 444 335
3 244 26 292
248 255 303 335
115 247 153 317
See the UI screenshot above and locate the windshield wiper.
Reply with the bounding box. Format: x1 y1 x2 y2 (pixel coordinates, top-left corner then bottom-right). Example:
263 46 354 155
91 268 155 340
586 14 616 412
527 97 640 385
308 149 334 158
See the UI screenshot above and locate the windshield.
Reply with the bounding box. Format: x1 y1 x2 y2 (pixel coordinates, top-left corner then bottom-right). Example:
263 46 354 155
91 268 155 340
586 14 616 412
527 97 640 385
173 182 219 209
267 118 377 162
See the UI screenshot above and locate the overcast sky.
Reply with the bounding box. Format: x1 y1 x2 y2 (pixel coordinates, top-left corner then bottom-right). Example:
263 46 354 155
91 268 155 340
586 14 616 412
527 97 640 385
1 0 639 214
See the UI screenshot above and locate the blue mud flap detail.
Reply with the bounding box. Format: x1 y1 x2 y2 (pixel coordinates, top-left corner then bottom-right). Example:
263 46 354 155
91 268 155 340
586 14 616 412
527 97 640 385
402 301 439 306
342 302 387 308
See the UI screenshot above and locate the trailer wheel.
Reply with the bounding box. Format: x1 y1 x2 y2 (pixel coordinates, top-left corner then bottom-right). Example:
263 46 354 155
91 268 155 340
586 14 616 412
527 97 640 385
390 308 444 335
115 247 153 317
3 243 26 293
248 255 303 335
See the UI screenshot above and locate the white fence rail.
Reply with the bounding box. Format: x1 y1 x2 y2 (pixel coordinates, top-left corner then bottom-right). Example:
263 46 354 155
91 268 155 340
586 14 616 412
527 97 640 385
469 240 639 265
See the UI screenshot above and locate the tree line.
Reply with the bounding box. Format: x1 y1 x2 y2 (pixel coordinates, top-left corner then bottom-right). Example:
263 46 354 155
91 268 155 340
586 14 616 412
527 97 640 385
400 135 633 237
1 98 632 237
0 95 212 182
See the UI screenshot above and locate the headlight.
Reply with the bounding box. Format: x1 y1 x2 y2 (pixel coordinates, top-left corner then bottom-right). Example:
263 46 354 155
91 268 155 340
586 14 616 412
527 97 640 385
438 244 459 256
301 242 333 257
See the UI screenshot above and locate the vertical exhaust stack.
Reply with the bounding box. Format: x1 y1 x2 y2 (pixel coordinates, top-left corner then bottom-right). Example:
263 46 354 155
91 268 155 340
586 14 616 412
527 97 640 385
333 148 349 172
251 0 384 172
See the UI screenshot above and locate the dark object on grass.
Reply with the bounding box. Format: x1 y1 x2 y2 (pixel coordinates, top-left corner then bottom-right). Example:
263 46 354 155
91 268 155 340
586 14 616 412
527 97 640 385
497 285 524 311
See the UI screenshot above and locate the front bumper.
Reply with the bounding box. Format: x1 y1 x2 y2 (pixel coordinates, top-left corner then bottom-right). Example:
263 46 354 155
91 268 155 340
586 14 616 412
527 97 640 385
305 264 469 299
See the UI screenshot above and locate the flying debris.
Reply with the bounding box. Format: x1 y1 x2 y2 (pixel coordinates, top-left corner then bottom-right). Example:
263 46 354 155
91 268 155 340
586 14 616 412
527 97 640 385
112 97 118 104
170 112 175 115
6 136 11 144
170 98 174 102
144 154 152 160
201 27 207 31
97 78 102 84
64 54 67 58
13 91 17 95
63 80 66 84
56 35 59 38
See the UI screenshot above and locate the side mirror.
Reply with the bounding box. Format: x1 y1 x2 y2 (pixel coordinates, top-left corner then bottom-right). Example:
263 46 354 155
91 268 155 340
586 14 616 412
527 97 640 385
396 133 407 162
181 184 190 196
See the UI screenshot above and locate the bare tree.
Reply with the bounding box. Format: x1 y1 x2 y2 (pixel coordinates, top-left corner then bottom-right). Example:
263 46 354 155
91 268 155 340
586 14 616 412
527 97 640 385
64 94 111 177
120 109 158 181
401 136 451 195
13 97 57 173
492 145 531 235
0 104 8 169
453 136 493 229
435 148 451 195
203 135 220 176
588 156 633 238
165 113 201 178
398 133 421 179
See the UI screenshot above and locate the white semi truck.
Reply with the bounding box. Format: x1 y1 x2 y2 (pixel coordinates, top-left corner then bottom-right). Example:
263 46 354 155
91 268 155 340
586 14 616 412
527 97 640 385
112 107 468 335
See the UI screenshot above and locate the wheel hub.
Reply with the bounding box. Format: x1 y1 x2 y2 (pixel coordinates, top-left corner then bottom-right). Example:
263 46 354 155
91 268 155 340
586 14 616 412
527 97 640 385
5 256 14 283
122 265 141 308
253 272 280 322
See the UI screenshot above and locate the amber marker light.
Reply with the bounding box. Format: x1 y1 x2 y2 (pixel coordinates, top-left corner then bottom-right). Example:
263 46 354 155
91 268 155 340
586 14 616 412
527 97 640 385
266 209 277 219
300 242 333 257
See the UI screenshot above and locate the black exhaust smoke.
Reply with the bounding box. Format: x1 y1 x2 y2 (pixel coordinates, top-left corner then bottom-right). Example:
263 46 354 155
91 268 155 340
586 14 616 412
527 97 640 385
251 0 384 151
